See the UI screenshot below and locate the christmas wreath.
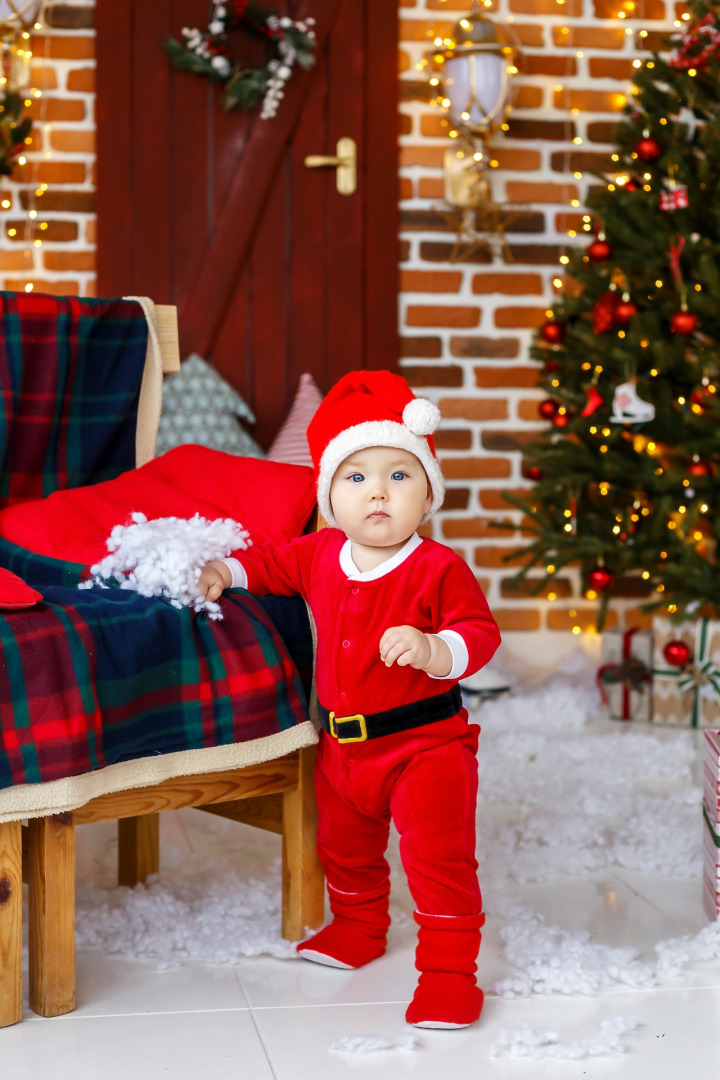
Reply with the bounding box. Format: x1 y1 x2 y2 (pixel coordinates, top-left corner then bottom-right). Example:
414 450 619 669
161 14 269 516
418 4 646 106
0 90 32 177
165 1 316 118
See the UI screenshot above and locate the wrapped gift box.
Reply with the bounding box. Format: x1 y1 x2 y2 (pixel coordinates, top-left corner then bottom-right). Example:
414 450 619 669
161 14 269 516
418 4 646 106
597 628 653 721
705 729 720 815
703 805 720 921
653 618 720 727
703 731 720 921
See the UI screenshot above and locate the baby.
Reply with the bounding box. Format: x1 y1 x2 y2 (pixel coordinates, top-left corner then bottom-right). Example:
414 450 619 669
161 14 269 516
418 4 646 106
198 369 500 1028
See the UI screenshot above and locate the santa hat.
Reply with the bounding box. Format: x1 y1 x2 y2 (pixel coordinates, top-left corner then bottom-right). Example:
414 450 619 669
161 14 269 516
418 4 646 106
307 369 444 528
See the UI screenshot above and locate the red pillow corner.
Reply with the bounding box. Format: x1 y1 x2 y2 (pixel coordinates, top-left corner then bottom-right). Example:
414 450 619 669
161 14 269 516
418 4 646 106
0 567 43 609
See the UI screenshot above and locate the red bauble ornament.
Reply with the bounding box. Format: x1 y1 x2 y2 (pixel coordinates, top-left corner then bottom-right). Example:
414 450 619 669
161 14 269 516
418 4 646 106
663 640 691 667
587 566 614 591
544 358 559 374
539 399 560 420
635 135 661 161
552 411 570 428
588 239 612 262
670 310 698 335
614 299 637 324
689 458 714 477
624 177 641 192
541 321 565 344
523 464 543 481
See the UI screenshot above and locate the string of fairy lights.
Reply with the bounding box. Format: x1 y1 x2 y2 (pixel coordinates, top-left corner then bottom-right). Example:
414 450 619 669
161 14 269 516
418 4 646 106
1 1 52 293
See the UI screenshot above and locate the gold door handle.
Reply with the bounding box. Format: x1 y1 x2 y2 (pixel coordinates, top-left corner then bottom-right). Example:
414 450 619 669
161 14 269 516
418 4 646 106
304 136 356 195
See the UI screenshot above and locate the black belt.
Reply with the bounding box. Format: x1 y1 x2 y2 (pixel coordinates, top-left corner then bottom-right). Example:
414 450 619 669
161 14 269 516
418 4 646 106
318 686 463 744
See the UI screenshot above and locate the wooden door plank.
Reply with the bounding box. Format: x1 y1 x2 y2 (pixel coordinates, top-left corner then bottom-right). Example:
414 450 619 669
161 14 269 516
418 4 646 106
28 815 76 1018
287 38 331 393
180 0 345 359
95 0 135 294
0 821 22 1027
325 0 365 385
365 0 400 369
129 0 175 300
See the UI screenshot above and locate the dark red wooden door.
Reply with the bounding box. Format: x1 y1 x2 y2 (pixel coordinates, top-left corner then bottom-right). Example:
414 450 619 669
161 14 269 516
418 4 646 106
96 1 398 448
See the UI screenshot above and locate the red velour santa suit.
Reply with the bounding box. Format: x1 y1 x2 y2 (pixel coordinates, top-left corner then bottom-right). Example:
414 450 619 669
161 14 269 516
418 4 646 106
221 370 501 1029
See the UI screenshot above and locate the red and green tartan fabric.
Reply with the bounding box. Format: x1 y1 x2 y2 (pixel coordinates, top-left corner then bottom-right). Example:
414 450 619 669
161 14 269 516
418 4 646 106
0 291 148 508
0 292 312 790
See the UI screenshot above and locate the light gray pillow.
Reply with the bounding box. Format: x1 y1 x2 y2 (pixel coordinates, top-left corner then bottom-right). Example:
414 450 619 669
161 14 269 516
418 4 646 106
156 353 265 458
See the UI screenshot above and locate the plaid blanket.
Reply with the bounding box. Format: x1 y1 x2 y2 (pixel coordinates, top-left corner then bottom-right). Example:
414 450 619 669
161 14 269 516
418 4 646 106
0 292 313 791
0 542 312 790
0 292 148 507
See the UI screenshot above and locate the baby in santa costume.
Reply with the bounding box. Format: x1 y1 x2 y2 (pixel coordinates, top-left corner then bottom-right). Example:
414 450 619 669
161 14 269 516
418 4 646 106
198 369 501 1029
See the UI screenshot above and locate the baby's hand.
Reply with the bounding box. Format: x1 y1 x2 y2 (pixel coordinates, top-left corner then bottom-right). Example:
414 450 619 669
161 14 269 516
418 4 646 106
197 560 232 603
379 625 432 670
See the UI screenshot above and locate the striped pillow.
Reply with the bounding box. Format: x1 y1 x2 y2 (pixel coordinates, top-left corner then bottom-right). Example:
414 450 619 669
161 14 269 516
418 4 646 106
267 373 323 467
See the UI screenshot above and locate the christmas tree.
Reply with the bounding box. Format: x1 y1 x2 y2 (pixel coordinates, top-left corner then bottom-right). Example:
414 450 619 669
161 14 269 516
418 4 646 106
504 0 720 628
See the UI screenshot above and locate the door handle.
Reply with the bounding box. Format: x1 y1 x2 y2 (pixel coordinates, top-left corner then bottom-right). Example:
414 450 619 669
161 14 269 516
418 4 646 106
304 136 356 195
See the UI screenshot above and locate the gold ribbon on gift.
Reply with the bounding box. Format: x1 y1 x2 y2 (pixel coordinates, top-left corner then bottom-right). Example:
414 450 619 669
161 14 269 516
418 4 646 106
654 618 720 727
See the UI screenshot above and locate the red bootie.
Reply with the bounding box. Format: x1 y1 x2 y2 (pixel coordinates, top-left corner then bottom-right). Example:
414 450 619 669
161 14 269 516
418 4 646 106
297 883 390 969
405 911 485 1029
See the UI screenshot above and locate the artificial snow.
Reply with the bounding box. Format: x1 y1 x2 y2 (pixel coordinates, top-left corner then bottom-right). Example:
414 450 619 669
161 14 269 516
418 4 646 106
330 1032 418 1054
489 1014 638 1059
79 512 250 618
70 658 710 1009
655 915 720 976
493 914 655 998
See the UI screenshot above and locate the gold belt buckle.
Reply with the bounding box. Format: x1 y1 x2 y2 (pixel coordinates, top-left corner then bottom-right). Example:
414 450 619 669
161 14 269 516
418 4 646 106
328 712 367 743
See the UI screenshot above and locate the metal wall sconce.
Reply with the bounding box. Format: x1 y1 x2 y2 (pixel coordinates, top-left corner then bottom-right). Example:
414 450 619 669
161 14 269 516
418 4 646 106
429 2 518 259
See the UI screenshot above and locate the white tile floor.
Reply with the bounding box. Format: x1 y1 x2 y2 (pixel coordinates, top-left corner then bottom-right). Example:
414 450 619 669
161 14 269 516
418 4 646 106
5 718 720 1079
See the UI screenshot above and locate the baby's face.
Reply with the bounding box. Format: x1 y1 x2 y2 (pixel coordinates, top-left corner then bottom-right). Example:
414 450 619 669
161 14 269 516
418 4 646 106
329 446 431 549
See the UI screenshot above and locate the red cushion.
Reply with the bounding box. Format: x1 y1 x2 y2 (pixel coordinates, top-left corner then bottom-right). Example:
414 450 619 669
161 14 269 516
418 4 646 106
0 567 43 609
0 446 317 566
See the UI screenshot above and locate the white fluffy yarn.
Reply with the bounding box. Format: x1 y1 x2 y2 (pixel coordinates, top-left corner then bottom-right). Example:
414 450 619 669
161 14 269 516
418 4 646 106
490 1015 638 1060
80 512 251 620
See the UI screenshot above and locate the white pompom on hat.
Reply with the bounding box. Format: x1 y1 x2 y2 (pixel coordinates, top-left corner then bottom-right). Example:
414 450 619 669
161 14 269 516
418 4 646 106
307 369 444 528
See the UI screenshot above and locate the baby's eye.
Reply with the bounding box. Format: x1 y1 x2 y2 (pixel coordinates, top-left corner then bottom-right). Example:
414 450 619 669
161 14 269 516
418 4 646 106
391 471 407 481
349 473 364 483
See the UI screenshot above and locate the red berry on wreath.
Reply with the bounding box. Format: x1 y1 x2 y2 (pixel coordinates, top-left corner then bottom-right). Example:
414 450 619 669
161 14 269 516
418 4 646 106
587 565 614 591
539 399 560 420
663 640 691 667
588 239 612 262
635 135 661 161
670 310 698 335
614 299 637 325
541 321 565 344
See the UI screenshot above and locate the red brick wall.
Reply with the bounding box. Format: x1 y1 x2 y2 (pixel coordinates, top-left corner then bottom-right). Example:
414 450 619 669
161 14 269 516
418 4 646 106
0 1 95 297
399 0 679 643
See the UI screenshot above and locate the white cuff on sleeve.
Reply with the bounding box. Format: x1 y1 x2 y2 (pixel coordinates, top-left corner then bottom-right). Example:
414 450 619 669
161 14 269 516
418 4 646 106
427 629 469 680
223 557 247 589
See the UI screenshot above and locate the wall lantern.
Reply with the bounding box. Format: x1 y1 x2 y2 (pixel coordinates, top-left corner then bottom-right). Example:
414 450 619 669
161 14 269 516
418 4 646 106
430 2 518 224
0 0 42 89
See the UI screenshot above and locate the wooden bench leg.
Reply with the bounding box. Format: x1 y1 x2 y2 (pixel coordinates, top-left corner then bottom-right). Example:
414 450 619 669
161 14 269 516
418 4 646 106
28 814 76 1017
281 745 324 941
118 814 159 887
0 821 22 1027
